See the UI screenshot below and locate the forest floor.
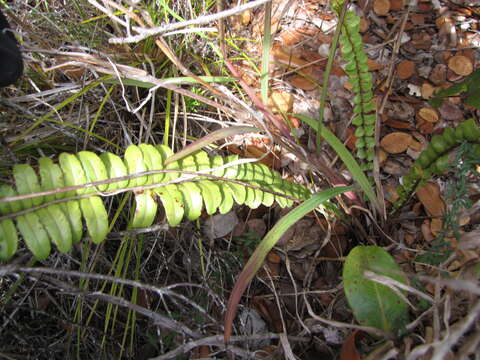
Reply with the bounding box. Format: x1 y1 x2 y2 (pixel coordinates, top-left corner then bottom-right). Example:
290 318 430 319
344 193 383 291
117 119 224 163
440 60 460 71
0 0 479 359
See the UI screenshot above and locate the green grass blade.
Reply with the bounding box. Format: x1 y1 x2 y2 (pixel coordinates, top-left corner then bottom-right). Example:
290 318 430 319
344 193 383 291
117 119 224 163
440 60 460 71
224 186 353 343
295 113 380 212
260 1 272 103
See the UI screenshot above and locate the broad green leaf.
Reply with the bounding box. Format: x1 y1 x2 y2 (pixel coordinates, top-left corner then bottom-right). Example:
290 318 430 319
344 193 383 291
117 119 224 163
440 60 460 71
466 92 480 109
343 246 409 335
80 196 109 244
16 213 51 260
0 219 18 260
224 186 353 343
131 190 158 228
13 164 43 208
193 150 211 172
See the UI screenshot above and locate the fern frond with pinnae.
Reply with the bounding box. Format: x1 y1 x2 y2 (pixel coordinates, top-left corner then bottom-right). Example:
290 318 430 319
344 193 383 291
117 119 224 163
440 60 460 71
0 144 311 261
333 5 376 170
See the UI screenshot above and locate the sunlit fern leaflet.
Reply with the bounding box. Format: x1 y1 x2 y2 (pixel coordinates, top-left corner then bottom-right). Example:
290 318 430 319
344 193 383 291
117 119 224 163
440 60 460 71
0 144 310 260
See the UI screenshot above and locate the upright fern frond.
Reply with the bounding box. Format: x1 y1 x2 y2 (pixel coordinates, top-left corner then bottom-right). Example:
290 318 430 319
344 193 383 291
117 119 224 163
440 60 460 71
334 6 376 169
0 144 311 260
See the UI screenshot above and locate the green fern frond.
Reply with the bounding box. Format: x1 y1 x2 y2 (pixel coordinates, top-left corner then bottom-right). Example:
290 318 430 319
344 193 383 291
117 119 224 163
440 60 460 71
335 8 376 170
394 119 480 210
0 145 311 260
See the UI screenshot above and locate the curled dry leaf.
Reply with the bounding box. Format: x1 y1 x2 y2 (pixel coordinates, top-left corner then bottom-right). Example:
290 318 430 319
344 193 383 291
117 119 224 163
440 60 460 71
268 91 294 113
416 182 445 217
368 59 384 71
390 0 404 11
417 119 434 134
448 55 474 76
288 75 317 90
397 60 415 79
359 18 369 33
380 132 413 154
417 107 439 123
385 119 413 129
240 9 252 26
378 147 388 164
411 13 425 25
458 230 480 251
411 32 432 50
408 139 423 152
340 330 361 360
272 47 309 69
430 218 443 237
421 82 436 99
384 184 399 203
430 64 447 85
421 220 435 242
374 0 391 16
438 101 463 121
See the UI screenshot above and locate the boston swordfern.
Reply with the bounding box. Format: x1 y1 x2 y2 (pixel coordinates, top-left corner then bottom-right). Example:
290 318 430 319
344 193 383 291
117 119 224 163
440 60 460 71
0 144 311 260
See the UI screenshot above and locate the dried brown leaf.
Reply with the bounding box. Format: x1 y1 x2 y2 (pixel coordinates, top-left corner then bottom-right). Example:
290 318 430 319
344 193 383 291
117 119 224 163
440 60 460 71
421 82 436 99
417 107 439 123
268 91 294 113
439 101 463 121
374 0 391 16
430 64 447 85
380 132 413 154
448 55 473 76
340 330 361 360
397 60 415 79
390 0 404 11
416 182 445 217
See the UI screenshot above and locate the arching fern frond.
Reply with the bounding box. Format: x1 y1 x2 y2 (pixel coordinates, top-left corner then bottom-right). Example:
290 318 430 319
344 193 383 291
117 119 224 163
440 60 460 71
393 118 480 211
0 144 310 260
